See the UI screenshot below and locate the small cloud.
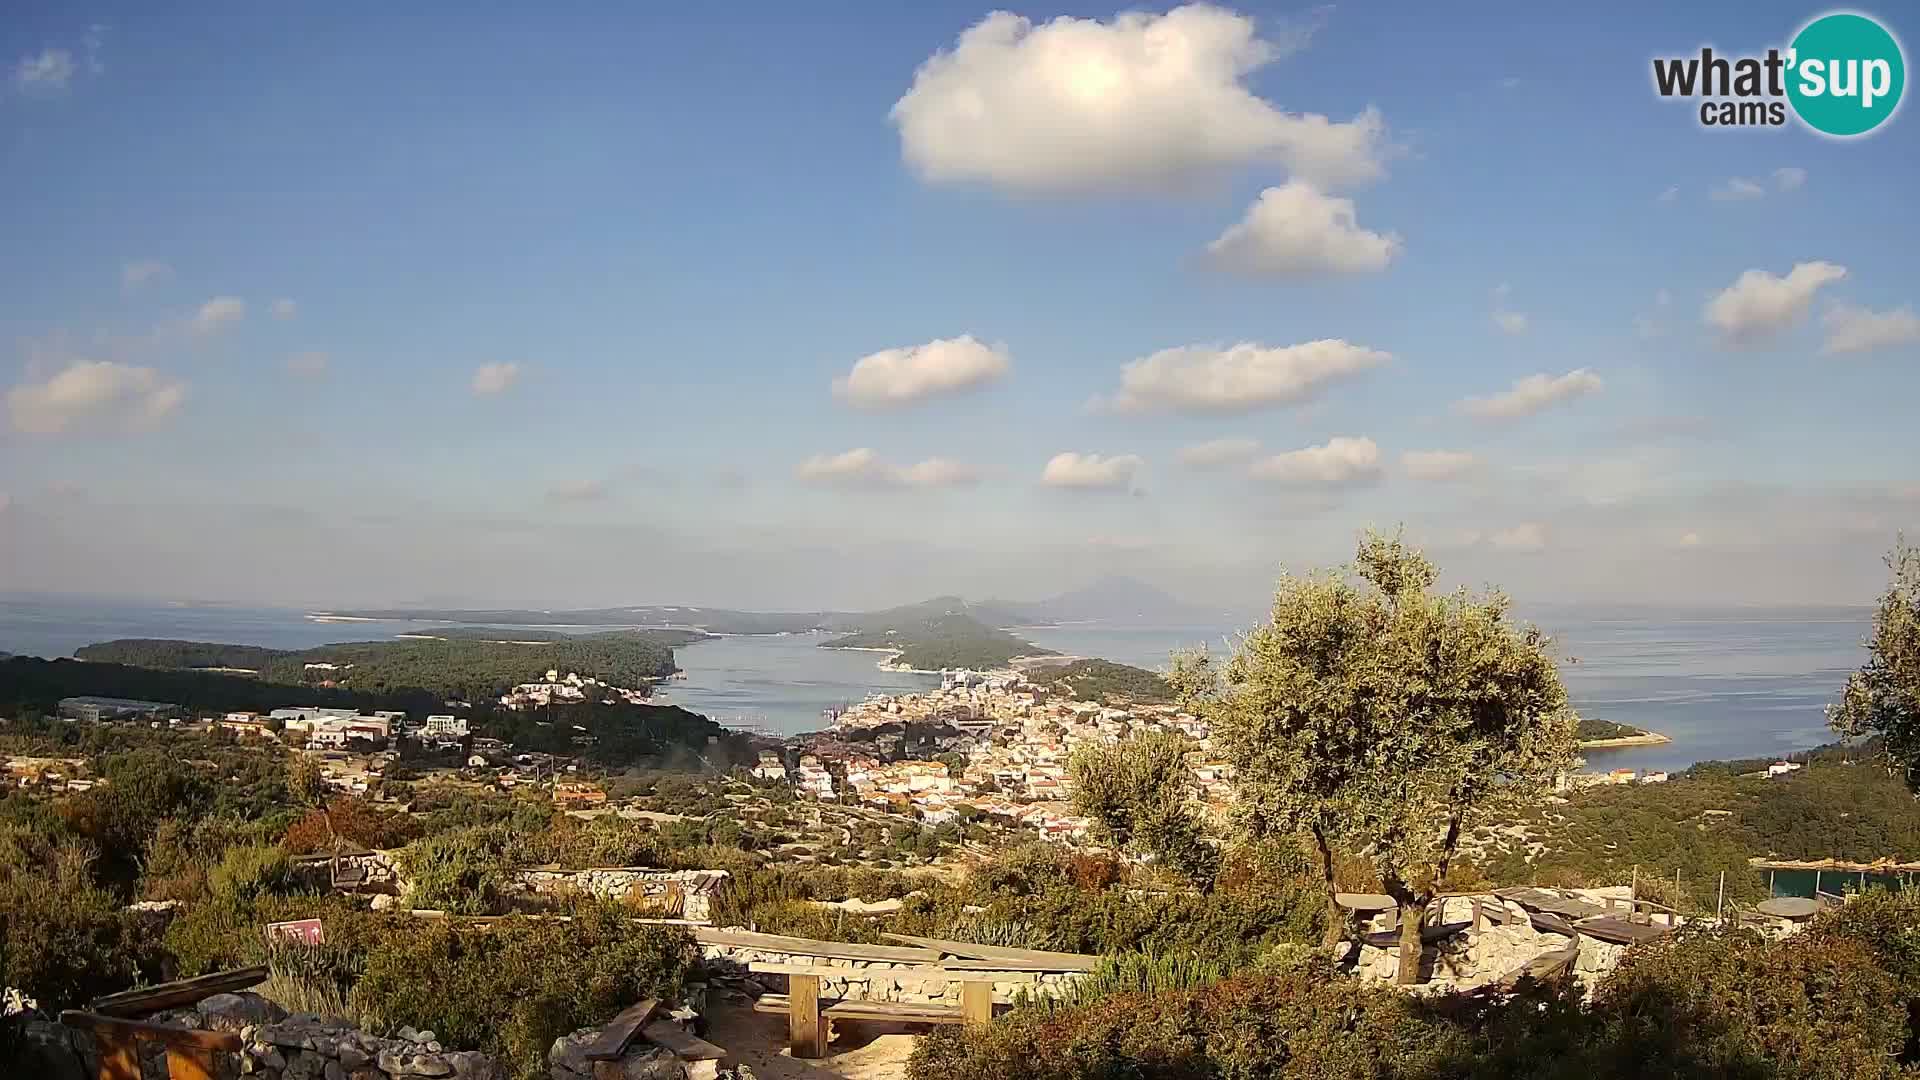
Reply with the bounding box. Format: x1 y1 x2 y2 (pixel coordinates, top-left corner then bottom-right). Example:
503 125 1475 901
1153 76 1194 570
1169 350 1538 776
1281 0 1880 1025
1177 437 1261 468
270 298 298 320
1201 182 1401 278
1823 303 1920 355
1704 261 1847 346
1459 369 1603 420
1491 284 1528 335
1094 339 1389 414
1709 177 1766 201
83 23 107 75
7 360 187 435
189 296 246 337
1248 435 1382 488
11 49 75 93
832 335 1010 409
1041 452 1144 492
1489 523 1547 552
1677 531 1704 548
471 362 522 396
1656 186 1680 204
286 351 329 378
1498 76 1522 90
121 260 172 290
546 478 607 504
795 449 981 489
1773 167 1807 192
1400 449 1479 481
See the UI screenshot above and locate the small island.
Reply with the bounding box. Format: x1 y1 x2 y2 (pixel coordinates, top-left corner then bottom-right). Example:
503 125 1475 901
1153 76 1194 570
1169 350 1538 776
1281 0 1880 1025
1576 716 1672 749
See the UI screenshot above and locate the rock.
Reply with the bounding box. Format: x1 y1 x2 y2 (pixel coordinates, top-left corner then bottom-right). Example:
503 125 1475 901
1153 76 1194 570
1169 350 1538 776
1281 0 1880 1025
13 1019 92 1080
549 1025 601 1080
370 893 396 911
199 992 290 1032
325 1061 346 1080
415 1030 438 1044
338 1043 370 1070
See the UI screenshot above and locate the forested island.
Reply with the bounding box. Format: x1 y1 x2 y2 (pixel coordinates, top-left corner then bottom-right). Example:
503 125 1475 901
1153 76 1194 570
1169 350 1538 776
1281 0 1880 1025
73 632 687 701
1575 716 1671 747
822 610 1053 670
1042 658 1176 704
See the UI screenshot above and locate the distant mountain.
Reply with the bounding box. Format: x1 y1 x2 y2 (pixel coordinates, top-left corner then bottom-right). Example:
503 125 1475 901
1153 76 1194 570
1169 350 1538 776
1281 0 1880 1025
995 575 1213 625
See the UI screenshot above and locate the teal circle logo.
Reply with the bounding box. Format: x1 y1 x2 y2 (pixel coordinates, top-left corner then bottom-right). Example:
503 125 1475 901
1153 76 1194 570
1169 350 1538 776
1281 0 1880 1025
1788 12 1905 136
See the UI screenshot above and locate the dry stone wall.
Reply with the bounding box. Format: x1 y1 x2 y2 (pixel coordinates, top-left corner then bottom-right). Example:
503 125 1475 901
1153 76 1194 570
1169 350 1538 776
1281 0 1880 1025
515 868 729 922
699 942 1082 1007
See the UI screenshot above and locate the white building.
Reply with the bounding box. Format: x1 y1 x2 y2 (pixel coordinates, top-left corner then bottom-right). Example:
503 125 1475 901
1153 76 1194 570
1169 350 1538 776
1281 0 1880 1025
1767 761 1804 778
424 715 469 738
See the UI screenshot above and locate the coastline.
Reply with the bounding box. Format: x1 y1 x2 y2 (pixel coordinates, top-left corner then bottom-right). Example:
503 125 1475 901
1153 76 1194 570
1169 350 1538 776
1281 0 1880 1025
1578 732 1673 750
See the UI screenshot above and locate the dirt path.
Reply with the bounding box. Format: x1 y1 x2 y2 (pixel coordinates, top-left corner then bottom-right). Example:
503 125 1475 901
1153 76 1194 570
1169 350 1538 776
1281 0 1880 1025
702 1002 919 1080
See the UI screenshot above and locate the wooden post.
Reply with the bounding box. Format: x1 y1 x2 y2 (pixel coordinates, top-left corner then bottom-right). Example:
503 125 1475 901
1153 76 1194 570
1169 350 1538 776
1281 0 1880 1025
1717 871 1726 922
787 973 824 1059
164 1047 217 1080
96 1031 139 1080
1471 898 1487 933
961 981 993 1026
1630 865 1638 903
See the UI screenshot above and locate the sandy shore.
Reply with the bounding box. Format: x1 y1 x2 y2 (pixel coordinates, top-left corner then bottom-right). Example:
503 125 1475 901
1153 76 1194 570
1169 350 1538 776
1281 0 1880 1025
1578 732 1673 749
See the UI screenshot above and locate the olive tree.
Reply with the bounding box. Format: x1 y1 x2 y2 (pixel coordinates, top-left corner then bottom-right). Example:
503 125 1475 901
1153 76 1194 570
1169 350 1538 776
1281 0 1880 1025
1069 730 1218 888
1831 537 1920 789
1183 530 1578 983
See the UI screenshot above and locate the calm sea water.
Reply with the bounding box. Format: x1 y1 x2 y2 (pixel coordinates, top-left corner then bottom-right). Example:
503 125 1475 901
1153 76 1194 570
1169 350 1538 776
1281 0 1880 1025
0 596 1871 772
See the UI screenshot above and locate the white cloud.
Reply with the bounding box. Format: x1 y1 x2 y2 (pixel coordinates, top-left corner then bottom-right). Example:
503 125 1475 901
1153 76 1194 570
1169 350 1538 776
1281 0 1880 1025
1774 167 1807 191
1489 522 1547 552
1823 304 1920 355
121 260 172 290
7 361 187 435
546 478 606 503
794 449 983 489
270 298 298 320
832 335 1010 408
470 362 522 396
12 49 74 93
189 296 246 336
286 351 329 378
1041 452 1144 491
895 457 983 489
1097 339 1388 413
1248 435 1381 487
1201 182 1400 277
890 5 1391 194
1678 531 1704 548
1656 185 1679 204
1709 177 1766 201
1177 437 1261 468
1459 369 1603 420
1401 449 1479 481
1491 284 1527 335
1704 261 1847 346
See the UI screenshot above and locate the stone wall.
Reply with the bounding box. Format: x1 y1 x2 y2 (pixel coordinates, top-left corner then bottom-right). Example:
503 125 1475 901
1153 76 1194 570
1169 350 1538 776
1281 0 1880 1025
132 994 500 1080
699 942 1082 1007
514 868 729 923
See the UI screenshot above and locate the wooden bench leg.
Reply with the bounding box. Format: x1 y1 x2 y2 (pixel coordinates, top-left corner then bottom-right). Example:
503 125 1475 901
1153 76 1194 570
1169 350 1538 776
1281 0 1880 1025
962 982 993 1026
164 1046 217 1080
788 974 824 1059
97 1032 140 1080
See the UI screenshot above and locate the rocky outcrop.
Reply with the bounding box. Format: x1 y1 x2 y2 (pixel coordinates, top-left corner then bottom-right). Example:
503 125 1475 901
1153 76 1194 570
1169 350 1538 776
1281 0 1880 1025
129 996 501 1080
549 1026 686 1080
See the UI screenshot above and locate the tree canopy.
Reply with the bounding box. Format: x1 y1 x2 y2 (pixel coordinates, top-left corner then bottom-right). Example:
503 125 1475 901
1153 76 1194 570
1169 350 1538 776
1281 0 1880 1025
1831 537 1920 790
1178 529 1578 980
1069 730 1217 887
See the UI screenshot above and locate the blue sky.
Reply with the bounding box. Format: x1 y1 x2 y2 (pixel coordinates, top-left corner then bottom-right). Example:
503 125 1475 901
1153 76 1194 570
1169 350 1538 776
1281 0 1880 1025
1 2 1916 611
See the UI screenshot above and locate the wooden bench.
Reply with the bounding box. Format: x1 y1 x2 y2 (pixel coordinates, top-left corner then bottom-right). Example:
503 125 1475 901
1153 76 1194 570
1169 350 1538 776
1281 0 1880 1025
62 1011 242 1080
747 962 1034 1058
582 999 725 1079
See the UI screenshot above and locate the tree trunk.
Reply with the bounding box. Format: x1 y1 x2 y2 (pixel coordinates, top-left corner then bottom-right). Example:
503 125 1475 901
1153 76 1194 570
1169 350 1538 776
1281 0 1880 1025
1395 898 1427 985
1313 828 1344 949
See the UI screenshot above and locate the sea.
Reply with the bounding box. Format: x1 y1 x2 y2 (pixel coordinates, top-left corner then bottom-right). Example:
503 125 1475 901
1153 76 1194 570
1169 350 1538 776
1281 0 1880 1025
0 595 1873 774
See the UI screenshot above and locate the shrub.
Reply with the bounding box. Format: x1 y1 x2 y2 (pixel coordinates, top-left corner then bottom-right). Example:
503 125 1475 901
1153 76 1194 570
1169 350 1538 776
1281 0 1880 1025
0 829 157 1008
351 904 695 1080
396 827 512 914
209 844 298 906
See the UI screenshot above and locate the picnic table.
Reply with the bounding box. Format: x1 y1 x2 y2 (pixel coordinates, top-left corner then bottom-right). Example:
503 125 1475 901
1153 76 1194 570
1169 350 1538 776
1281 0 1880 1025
1755 896 1822 922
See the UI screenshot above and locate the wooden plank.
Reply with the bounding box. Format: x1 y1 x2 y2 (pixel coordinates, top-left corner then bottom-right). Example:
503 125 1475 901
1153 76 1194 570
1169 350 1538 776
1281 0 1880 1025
640 1019 726 1062
164 1046 218 1080
752 993 791 1015
936 958 1095 974
583 999 660 1061
95 1030 140 1080
788 974 824 1059
961 981 993 1026
60 1012 244 1053
826 1002 965 1024
697 928 940 964
749 962 1035 983
88 965 270 1018
878 933 1100 972
1574 916 1674 946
